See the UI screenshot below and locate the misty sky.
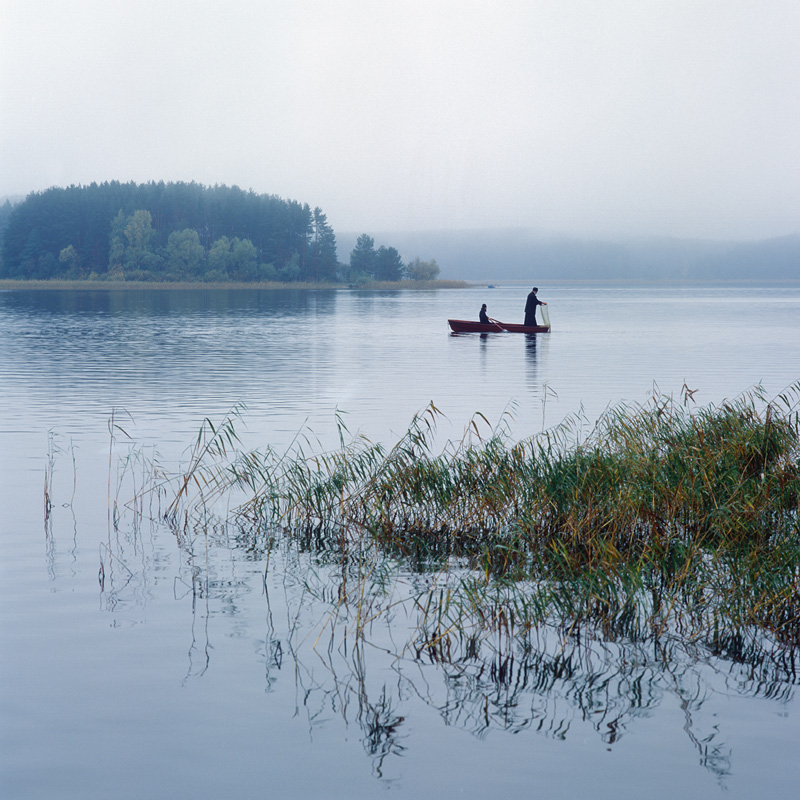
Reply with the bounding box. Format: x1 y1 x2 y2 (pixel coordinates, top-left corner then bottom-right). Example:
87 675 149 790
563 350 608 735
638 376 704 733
2 0 799 240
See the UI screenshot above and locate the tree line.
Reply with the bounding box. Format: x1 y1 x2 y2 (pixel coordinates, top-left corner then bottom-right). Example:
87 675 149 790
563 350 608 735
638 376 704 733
343 233 439 284
0 182 439 283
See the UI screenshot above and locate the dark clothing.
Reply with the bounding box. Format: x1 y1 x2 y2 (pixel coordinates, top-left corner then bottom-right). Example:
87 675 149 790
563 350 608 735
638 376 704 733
524 291 542 326
479 308 489 324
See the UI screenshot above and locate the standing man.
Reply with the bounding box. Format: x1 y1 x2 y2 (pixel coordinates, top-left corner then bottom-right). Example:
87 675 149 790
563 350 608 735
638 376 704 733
524 287 547 326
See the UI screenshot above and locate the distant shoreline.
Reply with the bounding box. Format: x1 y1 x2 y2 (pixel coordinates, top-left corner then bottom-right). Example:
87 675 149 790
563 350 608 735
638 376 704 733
1 278 796 291
471 277 800 286
0 278 470 291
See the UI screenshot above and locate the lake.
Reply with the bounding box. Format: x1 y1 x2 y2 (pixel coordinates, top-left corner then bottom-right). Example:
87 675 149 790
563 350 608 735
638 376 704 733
1 282 799 799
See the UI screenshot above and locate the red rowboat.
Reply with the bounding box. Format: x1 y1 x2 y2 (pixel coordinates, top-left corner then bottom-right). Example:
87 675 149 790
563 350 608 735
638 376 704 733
448 319 550 334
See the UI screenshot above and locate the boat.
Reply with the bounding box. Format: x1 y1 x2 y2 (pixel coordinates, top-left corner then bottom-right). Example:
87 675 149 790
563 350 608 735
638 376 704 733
448 319 550 334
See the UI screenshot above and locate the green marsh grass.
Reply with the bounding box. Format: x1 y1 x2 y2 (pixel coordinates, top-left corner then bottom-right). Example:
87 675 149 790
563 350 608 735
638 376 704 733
162 385 800 659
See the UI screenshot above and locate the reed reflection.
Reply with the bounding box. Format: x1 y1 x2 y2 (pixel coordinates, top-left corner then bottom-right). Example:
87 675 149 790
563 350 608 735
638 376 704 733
183 521 796 782
52 478 796 786
259 548 798 783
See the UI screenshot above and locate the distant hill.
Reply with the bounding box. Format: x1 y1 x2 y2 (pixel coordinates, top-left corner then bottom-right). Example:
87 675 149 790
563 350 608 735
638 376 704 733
338 229 800 282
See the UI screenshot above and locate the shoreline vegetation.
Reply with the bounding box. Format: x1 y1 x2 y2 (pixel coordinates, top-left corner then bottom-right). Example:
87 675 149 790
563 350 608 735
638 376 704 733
0 278 470 291
127 384 800 670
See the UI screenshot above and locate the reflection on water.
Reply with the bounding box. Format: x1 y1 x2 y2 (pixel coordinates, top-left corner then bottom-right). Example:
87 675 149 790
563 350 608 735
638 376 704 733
271 551 794 784
524 333 538 386
72 473 796 788
2 286 340 317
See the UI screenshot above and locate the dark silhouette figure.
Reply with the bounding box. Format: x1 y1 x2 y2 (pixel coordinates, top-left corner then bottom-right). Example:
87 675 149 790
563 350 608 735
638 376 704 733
479 304 490 324
524 287 547 326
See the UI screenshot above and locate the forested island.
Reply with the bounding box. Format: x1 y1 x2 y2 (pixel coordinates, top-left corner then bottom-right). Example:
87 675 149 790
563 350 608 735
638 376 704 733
0 182 441 285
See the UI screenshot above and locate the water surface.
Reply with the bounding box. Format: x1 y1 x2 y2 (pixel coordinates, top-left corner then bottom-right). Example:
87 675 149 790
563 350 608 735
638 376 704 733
1 283 799 798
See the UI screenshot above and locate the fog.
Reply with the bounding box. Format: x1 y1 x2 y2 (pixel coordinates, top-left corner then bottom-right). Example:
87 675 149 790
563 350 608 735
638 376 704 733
2 0 799 242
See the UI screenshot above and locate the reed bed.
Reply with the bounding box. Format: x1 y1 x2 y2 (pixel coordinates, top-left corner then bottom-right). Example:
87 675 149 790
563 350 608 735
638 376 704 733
166 385 800 656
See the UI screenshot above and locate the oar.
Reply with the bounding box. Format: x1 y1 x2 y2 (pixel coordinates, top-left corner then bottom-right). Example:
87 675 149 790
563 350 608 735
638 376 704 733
488 317 508 331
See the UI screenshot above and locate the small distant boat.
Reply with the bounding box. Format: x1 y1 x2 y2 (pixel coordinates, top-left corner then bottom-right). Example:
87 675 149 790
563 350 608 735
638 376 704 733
448 319 550 334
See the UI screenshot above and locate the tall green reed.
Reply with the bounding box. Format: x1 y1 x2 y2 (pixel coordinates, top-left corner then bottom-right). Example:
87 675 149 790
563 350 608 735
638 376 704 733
163 384 800 655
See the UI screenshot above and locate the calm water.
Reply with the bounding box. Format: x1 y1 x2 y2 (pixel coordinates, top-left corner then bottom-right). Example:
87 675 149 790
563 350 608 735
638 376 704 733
1 283 799 798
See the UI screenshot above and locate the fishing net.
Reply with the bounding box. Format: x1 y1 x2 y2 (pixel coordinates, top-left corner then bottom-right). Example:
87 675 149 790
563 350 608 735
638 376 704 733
540 304 551 329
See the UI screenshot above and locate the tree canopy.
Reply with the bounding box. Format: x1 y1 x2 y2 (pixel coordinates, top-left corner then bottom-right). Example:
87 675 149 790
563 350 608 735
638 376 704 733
0 181 338 282
0 182 442 284
406 256 440 281
346 235 438 283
